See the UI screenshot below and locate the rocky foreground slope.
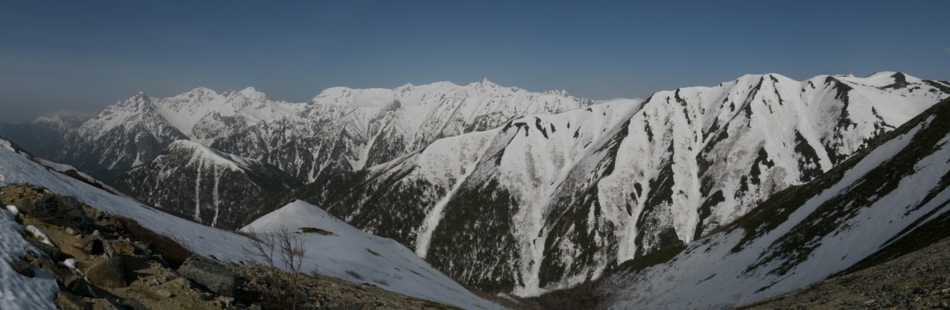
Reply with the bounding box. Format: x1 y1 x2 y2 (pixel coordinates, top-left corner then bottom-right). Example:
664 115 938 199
1 184 468 310
739 234 950 309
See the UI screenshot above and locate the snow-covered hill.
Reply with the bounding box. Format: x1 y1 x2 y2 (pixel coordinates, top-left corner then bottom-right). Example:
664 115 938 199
114 140 301 229
32 79 591 183
300 72 950 296
0 138 495 309
603 96 950 309
243 200 497 308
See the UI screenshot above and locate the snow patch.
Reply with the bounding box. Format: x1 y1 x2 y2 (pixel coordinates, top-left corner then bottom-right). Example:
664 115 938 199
25 225 53 246
0 203 58 309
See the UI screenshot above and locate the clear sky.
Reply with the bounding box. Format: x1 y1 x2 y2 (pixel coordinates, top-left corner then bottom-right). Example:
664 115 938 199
1 0 948 123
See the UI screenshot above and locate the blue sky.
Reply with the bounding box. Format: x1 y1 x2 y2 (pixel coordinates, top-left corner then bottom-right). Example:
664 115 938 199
1 0 948 123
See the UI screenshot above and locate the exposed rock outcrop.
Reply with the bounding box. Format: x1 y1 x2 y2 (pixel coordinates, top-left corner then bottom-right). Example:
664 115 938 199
178 255 236 297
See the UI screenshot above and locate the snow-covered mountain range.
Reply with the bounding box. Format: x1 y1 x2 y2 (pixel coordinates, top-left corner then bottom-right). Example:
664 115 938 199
34 79 591 183
2 72 948 301
602 96 950 308
114 140 301 229
0 137 496 309
299 72 950 295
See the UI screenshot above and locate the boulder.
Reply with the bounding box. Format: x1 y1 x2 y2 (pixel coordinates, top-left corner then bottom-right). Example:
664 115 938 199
32 255 87 295
86 256 127 288
156 289 174 298
177 255 235 297
119 298 149 310
10 259 34 278
54 291 89 310
71 230 116 257
91 297 124 310
16 194 90 229
29 240 68 262
111 239 135 255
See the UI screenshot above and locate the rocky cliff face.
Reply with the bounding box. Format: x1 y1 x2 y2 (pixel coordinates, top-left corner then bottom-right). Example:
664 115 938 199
114 140 301 229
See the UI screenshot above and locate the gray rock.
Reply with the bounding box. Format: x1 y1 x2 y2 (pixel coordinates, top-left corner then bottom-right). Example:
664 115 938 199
29 240 68 262
156 289 174 298
16 194 90 229
71 230 116 257
131 241 152 256
177 254 236 297
215 296 235 307
93 297 124 310
32 254 87 295
111 239 135 255
86 256 127 288
55 291 89 310
10 259 34 278
119 298 149 310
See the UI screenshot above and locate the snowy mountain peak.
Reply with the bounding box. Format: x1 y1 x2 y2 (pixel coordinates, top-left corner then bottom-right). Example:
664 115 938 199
166 139 252 170
867 70 900 78
129 92 152 105
220 86 269 101
180 87 218 100
31 110 93 129
395 83 415 93
470 76 500 90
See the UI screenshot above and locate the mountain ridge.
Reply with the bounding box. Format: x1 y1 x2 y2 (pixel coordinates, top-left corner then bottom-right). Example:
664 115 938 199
22 78 594 184
602 96 950 308
2 71 948 299
297 72 950 296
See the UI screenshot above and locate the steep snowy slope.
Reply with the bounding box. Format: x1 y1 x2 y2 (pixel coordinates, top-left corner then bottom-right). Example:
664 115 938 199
114 140 301 229
301 72 950 295
0 139 496 309
32 79 592 183
603 96 950 309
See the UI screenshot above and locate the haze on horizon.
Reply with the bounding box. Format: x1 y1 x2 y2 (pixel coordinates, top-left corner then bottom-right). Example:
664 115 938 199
1 0 948 123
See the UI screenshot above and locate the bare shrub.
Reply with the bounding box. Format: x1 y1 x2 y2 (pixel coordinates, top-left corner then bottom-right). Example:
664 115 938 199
242 226 307 310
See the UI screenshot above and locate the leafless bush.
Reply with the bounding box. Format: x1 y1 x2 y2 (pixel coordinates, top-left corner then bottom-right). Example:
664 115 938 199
243 226 307 310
